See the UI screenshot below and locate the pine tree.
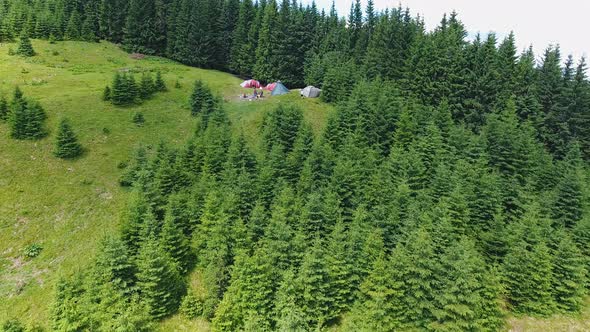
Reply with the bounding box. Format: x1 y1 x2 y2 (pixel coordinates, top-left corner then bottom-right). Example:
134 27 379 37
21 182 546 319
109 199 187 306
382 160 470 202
0 96 8 121
90 235 136 296
297 238 332 330
9 95 46 140
503 234 555 315
552 234 587 313
133 112 145 126
154 71 167 92
51 274 91 331
16 33 35 56
274 269 307 332
140 73 155 100
430 238 504 331
111 72 127 105
212 248 275 331
160 209 193 273
54 118 83 159
124 0 158 54
552 168 583 228
190 80 214 117
136 236 186 319
254 0 278 82
348 250 402 331
64 10 81 40
102 86 112 101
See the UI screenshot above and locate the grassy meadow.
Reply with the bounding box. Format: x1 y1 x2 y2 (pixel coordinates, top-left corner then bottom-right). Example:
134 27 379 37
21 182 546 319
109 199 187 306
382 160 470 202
0 39 333 328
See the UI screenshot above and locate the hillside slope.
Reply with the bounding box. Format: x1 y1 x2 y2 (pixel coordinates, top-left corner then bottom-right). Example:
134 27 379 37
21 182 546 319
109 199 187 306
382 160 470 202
0 40 333 326
1 41 589 332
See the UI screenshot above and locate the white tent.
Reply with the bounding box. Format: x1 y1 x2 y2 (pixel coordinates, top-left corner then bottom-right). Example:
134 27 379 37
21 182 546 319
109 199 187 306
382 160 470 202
301 86 321 98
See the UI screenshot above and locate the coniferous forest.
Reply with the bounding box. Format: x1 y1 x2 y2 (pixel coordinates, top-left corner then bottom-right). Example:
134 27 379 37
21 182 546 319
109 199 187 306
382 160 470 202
1 0 590 331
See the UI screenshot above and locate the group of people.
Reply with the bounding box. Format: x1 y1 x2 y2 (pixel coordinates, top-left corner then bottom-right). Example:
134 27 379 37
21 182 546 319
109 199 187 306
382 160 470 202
241 88 264 100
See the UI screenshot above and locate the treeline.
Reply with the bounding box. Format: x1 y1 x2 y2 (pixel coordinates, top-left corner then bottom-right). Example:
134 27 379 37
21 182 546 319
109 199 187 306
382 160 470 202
0 0 589 161
46 80 590 331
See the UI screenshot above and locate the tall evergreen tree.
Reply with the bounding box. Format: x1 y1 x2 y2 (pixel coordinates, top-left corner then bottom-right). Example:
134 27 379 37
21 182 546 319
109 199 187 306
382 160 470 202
136 236 186 319
552 234 587 313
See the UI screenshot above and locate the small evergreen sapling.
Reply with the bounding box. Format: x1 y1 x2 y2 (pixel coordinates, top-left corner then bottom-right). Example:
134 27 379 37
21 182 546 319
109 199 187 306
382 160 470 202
133 112 145 126
0 96 8 120
54 118 83 159
111 72 126 105
154 71 167 92
140 73 155 100
102 86 111 101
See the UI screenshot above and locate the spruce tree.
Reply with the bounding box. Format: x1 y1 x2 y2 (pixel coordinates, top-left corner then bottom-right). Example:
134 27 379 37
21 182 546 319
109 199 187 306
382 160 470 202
154 71 167 92
552 234 587 313
552 168 584 228
124 0 158 54
189 80 214 117
64 10 81 40
160 209 193 273
136 236 186 319
0 96 8 121
349 251 402 331
133 112 145 126
91 235 136 296
51 275 91 331
140 73 155 100
16 33 35 57
430 237 504 331
274 269 307 332
102 86 111 101
254 0 278 82
126 74 139 104
503 234 555 315
9 95 28 139
54 118 83 159
212 248 275 331
297 238 332 330
10 96 46 140
110 72 127 105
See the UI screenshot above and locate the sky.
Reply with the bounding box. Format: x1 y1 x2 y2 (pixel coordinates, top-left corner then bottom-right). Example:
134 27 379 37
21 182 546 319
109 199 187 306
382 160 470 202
310 0 589 63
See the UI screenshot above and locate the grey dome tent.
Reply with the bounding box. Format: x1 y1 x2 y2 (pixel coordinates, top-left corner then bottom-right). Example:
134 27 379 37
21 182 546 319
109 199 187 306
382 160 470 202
271 82 290 96
301 86 321 98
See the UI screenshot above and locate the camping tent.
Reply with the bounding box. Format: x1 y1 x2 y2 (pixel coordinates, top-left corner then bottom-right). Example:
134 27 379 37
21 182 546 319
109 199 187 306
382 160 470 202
271 82 289 96
240 79 261 88
264 83 277 91
301 86 321 98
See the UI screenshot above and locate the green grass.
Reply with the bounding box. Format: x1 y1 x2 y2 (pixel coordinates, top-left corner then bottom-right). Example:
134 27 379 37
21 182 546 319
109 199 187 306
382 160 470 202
507 299 590 331
0 40 334 329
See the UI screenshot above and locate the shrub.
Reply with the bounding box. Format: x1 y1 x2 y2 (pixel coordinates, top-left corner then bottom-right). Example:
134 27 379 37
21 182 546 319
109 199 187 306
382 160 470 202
24 243 43 258
133 112 145 126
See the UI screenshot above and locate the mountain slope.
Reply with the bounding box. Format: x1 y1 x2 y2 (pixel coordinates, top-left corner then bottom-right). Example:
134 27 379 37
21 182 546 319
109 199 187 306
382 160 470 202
0 40 333 326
